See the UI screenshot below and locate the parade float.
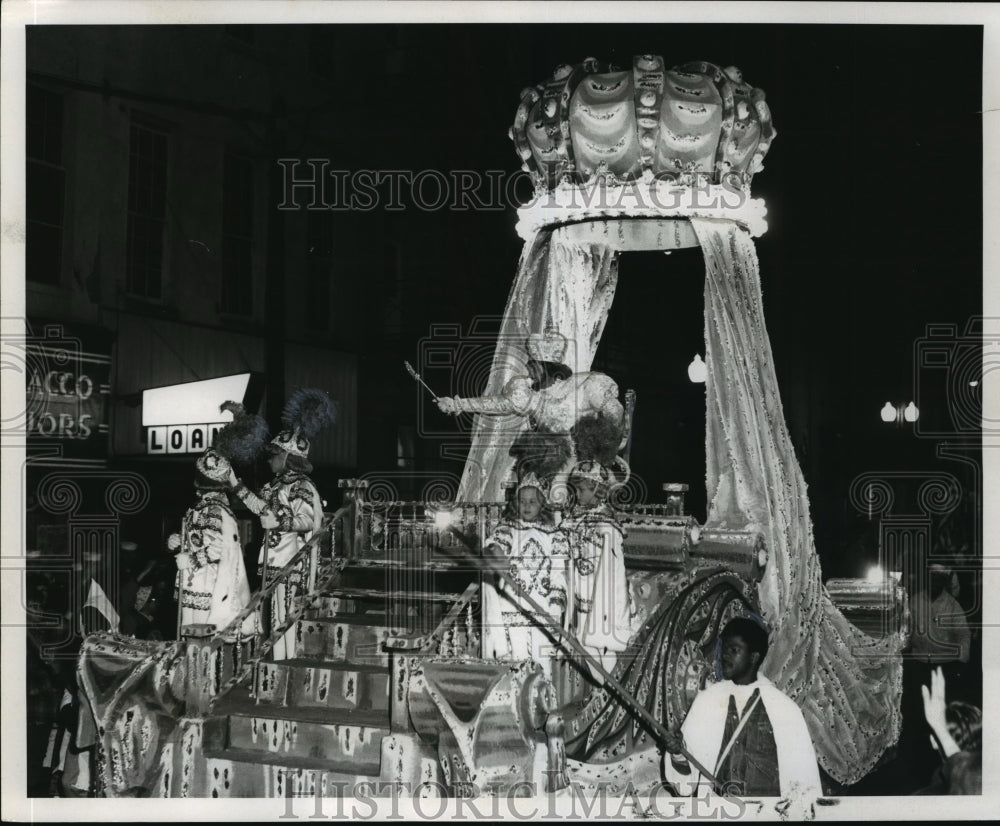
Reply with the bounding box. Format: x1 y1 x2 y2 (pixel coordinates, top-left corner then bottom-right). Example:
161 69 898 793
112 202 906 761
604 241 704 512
78 54 906 799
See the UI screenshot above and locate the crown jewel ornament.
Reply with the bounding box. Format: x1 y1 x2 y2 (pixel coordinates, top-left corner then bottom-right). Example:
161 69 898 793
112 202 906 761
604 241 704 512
515 471 548 497
526 329 568 363
195 448 232 483
569 459 613 486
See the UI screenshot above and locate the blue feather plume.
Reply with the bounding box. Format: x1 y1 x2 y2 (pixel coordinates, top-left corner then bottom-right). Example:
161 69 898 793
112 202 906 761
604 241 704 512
282 387 337 441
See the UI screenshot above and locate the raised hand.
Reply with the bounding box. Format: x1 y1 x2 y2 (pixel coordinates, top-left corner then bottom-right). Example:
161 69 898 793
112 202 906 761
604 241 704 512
437 396 458 414
662 727 685 755
921 666 948 737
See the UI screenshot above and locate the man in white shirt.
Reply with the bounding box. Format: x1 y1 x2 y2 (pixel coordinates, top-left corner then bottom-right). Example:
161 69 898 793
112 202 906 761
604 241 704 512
662 617 822 799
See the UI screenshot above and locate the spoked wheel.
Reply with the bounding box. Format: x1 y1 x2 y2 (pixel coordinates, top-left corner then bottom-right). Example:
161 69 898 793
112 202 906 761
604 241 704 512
564 566 756 761
657 568 756 729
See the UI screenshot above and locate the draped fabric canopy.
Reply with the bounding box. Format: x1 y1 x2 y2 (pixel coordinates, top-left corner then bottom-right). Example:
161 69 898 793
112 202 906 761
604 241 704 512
457 226 620 503
692 217 903 784
458 216 903 785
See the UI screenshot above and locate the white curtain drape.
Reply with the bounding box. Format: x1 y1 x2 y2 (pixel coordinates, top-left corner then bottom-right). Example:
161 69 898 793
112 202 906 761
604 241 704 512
692 216 903 785
457 226 619 502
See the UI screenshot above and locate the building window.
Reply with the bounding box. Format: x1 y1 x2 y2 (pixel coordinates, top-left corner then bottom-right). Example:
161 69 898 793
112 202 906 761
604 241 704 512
221 152 255 316
126 120 168 298
305 210 333 331
26 85 65 285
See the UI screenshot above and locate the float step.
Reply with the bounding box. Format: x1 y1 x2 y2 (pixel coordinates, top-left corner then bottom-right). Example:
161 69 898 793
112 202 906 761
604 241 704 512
202 713 388 774
201 746 380 778
253 658 390 712
292 616 398 666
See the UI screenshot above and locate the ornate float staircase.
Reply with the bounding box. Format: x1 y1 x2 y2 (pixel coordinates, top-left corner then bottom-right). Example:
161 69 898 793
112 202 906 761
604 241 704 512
165 485 488 798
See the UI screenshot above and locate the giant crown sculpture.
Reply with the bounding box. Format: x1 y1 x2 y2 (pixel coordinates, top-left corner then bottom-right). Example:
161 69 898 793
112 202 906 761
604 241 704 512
509 55 776 239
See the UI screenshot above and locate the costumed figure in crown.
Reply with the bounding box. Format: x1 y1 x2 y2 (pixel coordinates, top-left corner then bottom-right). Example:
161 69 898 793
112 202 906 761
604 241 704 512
230 388 335 660
557 425 638 705
437 328 629 504
168 401 266 638
480 472 569 681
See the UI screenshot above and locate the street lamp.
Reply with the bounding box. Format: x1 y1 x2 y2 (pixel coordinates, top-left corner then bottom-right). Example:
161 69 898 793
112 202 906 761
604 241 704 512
880 401 919 425
687 354 707 383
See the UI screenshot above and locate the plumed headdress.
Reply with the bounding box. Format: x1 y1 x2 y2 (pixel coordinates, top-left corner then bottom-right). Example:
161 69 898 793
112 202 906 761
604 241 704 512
571 413 623 467
271 387 338 459
214 401 270 465
196 400 270 483
508 427 572 481
569 414 631 500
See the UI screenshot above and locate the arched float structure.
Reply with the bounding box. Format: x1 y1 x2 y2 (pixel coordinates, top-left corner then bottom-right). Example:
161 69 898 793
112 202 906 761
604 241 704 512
457 55 904 787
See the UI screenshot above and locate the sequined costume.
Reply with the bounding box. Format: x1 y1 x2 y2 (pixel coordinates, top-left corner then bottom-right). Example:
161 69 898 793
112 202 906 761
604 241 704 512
562 503 635 675
233 470 322 658
172 490 253 635
450 372 624 506
481 519 569 679
451 372 623 435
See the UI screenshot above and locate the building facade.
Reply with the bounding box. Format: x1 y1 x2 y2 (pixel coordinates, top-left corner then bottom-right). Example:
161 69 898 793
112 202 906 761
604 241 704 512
24 26 366 651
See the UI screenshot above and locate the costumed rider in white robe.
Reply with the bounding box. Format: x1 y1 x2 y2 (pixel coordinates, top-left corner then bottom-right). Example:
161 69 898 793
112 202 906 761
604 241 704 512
230 387 335 661
662 617 822 801
481 472 568 679
554 458 635 705
169 401 266 639
563 458 636 680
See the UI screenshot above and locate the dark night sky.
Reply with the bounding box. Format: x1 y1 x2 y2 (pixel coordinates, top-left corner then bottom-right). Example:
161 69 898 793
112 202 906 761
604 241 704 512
313 23 982 578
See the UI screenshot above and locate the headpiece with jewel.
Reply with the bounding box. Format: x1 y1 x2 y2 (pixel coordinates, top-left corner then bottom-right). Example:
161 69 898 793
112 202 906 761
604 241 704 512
569 459 613 487
526 327 568 364
515 471 548 497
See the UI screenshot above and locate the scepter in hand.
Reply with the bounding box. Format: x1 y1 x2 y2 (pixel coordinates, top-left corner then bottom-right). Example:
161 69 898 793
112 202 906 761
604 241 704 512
404 360 441 402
